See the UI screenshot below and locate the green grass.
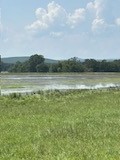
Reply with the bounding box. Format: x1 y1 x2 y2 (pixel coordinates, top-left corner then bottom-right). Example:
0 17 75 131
0 89 120 160
1 84 25 89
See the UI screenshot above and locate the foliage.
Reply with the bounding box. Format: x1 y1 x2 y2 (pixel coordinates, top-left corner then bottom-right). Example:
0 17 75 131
29 54 45 72
61 57 84 72
0 61 13 72
9 61 30 72
1 54 120 73
36 63 49 72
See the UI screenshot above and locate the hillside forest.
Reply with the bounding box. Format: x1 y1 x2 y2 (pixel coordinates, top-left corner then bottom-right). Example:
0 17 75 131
1 54 120 72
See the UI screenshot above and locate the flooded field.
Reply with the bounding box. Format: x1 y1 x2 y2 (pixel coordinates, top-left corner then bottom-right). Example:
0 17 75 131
1 73 120 95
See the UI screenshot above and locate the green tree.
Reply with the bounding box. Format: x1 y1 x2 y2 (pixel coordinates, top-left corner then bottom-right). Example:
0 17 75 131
84 59 99 72
9 61 22 72
36 63 49 72
61 57 84 72
29 54 45 72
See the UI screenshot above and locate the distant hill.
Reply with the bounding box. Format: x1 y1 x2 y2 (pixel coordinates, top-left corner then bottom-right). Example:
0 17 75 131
2 57 58 64
1 56 115 64
45 58 58 64
2 57 29 64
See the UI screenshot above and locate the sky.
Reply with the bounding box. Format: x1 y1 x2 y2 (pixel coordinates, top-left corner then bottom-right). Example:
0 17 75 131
0 0 120 59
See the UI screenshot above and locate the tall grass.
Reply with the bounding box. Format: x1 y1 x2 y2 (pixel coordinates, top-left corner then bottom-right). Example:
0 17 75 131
0 89 120 159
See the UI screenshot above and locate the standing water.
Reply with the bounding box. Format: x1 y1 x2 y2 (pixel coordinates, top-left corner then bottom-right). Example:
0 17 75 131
1 73 120 95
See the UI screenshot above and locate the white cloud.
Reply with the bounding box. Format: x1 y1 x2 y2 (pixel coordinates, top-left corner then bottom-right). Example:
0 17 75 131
86 0 108 32
115 18 120 26
26 0 119 34
50 31 63 38
92 18 106 31
67 8 86 28
26 20 48 30
26 1 67 31
87 0 104 18
26 1 86 31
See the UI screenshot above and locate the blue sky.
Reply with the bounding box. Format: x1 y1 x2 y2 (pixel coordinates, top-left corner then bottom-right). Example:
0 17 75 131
0 0 120 59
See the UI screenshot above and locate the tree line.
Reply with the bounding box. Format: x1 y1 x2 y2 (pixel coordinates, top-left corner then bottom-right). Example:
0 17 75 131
1 54 120 72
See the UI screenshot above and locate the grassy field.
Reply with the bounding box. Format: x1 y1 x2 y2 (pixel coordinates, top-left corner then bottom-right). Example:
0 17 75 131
0 89 120 160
